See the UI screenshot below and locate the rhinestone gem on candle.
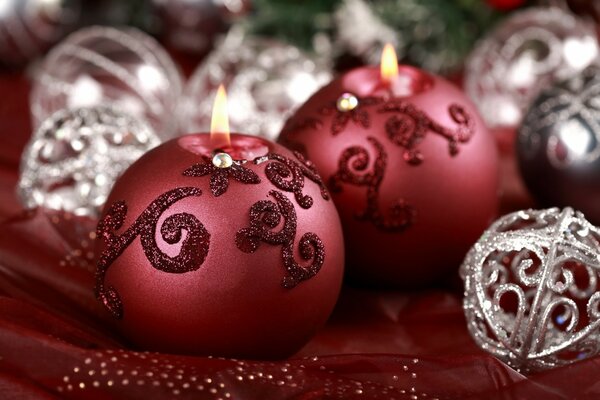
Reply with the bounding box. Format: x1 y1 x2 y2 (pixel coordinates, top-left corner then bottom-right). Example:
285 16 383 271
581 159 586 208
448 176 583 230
212 152 234 168
336 93 359 112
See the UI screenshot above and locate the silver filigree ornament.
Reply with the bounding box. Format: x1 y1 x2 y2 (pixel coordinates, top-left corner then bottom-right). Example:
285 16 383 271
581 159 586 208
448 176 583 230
181 28 332 141
18 106 161 217
465 6 599 129
461 208 600 372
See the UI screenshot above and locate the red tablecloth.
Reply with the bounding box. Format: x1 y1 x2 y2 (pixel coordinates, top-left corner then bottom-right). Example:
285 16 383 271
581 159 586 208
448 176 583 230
2 64 597 400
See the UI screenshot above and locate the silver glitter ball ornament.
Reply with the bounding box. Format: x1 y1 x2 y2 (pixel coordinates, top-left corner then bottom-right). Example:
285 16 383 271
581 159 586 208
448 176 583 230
517 66 600 225
30 26 184 140
465 6 599 129
461 207 600 372
0 0 81 65
18 106 160 217
181 29 332 141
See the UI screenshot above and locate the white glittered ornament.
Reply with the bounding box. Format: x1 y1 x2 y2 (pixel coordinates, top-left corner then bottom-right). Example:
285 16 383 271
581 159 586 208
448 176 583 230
181 29 332 140
465 6 599 129
18 106 160 217
30 26 184 140
461 207 600 372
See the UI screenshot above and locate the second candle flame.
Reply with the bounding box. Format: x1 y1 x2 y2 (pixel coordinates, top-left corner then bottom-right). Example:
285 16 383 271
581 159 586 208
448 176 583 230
380 44 399 84
210 84 231 149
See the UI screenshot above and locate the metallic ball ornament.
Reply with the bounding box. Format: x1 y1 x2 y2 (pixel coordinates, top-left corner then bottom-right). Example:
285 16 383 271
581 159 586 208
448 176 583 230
0 0 81 65
461 207 600 372
517 66 600 225
465 6 599 129
30 26 184 140
181 30 332 141
18 106 160 217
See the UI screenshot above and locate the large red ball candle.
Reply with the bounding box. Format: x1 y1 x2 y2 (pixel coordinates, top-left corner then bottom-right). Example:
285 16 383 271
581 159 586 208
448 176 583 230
94 88 344 358
278 46 499 287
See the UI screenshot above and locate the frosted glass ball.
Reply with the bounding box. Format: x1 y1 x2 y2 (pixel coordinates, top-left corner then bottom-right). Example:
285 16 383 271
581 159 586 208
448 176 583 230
180 31 332 141
30 26 184 140
0 0 81 65
465 7 599 129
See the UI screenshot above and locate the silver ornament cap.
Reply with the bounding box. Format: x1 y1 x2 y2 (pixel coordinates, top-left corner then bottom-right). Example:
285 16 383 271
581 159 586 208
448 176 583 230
18 106 161 217
461 207 600 372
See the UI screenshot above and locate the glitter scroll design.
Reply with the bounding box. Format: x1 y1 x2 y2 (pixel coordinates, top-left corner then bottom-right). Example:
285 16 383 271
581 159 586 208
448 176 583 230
183 156 261 197
378 101 474 165
255 152 329 209
281 95 475 165
95 187 210 319
329 137 415 232
320 96 383 136
235 190 325 289
461 207 600 372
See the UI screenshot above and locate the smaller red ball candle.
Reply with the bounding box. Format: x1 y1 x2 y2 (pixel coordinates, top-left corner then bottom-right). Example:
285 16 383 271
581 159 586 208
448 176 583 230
279 45 500 287
95 86 344 359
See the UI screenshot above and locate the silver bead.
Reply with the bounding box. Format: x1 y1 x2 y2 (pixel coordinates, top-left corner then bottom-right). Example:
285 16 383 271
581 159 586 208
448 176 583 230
465 7 599 129
18 106 160 217
461 207 600 372
181 29 332 141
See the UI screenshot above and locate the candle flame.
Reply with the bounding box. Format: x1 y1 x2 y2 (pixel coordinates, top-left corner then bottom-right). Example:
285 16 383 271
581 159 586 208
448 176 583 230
210 84 231 148
380 44 399 84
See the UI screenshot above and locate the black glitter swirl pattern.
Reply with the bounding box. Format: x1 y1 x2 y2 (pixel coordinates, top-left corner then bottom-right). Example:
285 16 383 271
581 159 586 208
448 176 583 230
257 152 329 209
95 187 210 319
183 156 261 197
329 137 415 233
379 101 474 165
235 190 325 289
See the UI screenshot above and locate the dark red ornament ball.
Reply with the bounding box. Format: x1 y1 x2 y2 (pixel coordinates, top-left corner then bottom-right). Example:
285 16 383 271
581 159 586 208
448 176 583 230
278 65 500 287
94 134 344 359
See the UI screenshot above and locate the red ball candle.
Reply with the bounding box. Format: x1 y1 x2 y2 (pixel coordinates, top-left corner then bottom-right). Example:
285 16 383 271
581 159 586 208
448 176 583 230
279 45 499 287
95 87 344 358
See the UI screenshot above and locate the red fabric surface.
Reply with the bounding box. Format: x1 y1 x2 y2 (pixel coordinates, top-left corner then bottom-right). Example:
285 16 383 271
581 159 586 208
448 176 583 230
2 66 599 400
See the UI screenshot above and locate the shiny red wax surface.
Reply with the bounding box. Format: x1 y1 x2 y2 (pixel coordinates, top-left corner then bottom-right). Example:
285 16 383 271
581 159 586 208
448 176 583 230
95 134 345 359
279 65 500 287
